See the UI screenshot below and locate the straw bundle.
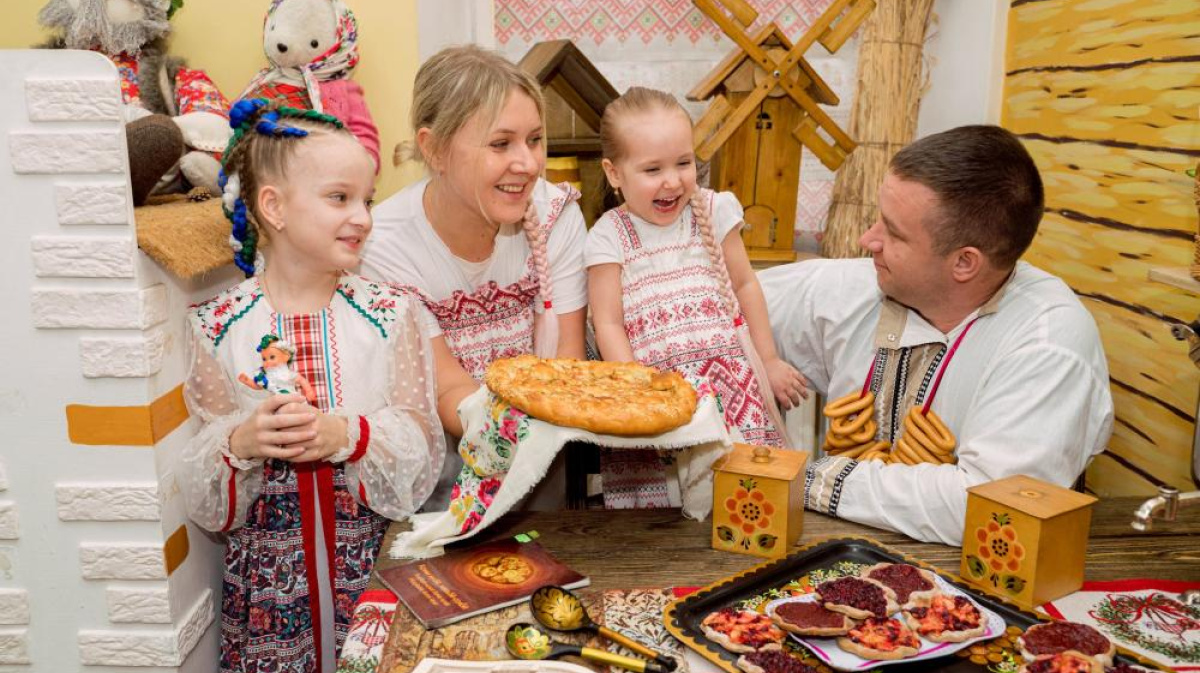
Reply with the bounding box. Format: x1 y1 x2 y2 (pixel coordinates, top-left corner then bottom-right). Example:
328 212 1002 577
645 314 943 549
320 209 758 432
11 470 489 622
822 0 935 259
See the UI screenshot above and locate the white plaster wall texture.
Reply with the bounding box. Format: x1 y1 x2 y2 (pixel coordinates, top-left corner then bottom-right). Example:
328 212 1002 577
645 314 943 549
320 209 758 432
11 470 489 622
9 129 125 174
31 284 167 329
55 181 131 226
78 589 213 667
80 542 168 580
31 234 136 278
80 328 168 378
25 77 122 122
57 483 160 521
0 590 30 626
107 585 172 624
0 502 17 540
0 629 30 665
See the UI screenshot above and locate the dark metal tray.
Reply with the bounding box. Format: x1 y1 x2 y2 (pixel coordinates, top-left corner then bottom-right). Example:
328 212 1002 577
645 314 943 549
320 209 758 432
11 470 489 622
663 536 1168 673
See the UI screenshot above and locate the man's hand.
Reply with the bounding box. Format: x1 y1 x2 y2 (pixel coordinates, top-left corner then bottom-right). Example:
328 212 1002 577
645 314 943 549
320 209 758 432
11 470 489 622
766 357 809 410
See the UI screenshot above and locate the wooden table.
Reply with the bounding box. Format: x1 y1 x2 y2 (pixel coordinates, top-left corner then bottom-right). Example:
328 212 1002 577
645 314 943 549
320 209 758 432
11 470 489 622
374 496 1200 592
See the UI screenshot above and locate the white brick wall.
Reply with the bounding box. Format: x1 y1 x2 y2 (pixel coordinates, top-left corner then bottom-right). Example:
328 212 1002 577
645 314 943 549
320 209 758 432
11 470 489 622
32 284 167 329
80 328 167 378
25 78 121 122
0 463 7 491
80 543 166 580
55 181 130 226
79 590 212 666
0 628 30 665
32 235 135 278
56 483 160 521
107 585 171 624
9 130 124 174
0 502 17 540
0 590 29 625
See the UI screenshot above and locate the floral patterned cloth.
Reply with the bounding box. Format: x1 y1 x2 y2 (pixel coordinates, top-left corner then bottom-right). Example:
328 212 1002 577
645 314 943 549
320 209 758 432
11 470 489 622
389 383 733 560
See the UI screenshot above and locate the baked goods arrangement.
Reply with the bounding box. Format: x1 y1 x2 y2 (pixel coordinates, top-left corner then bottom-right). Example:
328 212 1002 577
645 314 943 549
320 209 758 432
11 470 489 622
821 392 957 465
483 355 698 436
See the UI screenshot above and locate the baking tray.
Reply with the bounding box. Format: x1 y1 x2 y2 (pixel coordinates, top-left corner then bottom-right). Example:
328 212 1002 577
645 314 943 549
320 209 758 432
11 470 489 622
663 536 1170 673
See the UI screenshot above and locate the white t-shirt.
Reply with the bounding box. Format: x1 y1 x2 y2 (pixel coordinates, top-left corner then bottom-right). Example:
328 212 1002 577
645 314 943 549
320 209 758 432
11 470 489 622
584 191 744 268
361 177 589 337
761 258 1114 545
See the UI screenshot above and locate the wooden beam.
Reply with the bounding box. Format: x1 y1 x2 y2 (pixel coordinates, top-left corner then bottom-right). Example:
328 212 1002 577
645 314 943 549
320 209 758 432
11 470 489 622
687 23 776 101
696 82 771 162
549 75 603 132
717 0 759 27
793 114 852 171
693 94 732 150
818 0 875 53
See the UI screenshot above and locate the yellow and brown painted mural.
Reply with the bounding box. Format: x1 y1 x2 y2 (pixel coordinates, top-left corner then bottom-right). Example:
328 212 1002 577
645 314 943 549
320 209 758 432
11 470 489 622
1002 0 1200 495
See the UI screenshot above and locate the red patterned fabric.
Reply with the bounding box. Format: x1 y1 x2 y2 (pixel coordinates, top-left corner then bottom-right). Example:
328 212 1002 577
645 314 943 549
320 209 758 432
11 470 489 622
175 67 231 117
247 81 313 110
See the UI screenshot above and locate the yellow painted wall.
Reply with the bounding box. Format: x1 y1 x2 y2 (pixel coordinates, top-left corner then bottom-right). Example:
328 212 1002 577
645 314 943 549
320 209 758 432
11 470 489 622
2 0 424 198
1002 0 1200 495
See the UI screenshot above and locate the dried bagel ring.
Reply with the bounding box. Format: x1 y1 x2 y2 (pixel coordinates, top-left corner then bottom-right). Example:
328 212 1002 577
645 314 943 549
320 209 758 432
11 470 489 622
902 416 945 463
824 391 874 417
831 408 873 435
847 421 877 444
909 409 955 452
825 431 866 450
894 435 937 465
834 442 874 460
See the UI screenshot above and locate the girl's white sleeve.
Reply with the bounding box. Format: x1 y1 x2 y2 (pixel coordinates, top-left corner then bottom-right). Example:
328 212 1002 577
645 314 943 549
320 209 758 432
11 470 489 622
178 327 263 533
336 296 446 519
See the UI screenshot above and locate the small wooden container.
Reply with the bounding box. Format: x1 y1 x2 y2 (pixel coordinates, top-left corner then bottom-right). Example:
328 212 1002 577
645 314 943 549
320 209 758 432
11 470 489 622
961 474 1097 608
712 443 808 558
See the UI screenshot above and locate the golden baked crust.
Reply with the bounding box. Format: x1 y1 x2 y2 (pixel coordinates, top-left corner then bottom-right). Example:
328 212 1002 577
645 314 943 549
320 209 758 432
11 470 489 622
484 355 698 436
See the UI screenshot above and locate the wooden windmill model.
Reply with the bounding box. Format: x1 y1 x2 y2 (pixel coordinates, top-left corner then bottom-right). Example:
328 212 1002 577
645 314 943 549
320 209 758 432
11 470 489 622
689 0 874 263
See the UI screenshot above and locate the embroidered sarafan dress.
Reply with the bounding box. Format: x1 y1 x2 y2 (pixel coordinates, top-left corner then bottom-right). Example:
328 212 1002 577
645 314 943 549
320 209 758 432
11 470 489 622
180 274 445 673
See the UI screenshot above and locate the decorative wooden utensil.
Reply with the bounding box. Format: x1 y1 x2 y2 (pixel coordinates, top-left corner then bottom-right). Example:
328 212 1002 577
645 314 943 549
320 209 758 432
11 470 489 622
711 443 808 558
961 474 1097 609
530 585 677 671
505 623 668 673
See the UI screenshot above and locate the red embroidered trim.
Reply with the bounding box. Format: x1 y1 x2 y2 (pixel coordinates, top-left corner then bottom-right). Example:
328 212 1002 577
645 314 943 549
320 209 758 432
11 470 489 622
220 455 238 532
349 416 369 463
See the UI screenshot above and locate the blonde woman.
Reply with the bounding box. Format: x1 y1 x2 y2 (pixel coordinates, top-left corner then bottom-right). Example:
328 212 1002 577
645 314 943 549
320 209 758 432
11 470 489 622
361 46 588 506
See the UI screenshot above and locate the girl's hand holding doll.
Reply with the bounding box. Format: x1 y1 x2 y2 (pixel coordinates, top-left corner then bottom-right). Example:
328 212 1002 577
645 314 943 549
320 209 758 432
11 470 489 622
229 393 316 461
765 357 809 410
275 400 352 463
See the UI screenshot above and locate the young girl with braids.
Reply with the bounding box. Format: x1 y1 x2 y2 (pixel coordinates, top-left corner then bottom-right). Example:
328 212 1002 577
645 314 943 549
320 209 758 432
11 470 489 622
180 99 445 673
586 87 808 507
362 46 588 508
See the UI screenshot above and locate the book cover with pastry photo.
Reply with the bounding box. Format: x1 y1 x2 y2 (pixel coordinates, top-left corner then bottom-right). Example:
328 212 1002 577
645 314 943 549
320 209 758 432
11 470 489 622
378 537 590 629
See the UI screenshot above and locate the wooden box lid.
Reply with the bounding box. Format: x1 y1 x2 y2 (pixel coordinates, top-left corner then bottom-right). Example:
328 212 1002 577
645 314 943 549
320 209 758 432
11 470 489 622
713 443 807 481
968 474 1096 519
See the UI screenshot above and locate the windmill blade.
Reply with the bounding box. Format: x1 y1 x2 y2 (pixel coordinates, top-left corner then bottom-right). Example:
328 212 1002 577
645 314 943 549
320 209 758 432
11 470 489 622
778 77 855 151
793 114 853 171
714 0 759 28
693 94 733 150
818 0 875 53
694 0 775 71
696 82 772 162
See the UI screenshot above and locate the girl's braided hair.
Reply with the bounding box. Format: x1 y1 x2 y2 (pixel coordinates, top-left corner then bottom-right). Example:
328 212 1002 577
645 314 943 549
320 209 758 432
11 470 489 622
219 98 348 276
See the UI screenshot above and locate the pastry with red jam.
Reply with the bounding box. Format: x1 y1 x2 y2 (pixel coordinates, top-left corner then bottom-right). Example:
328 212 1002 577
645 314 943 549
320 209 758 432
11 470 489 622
1019 622 1115 667
1018 651 1103 673
816 576 898 620
767 599 855 636
861 562 939 609
837 617 921 660
903 594 986 643
736 649 821 673
702 608 787 654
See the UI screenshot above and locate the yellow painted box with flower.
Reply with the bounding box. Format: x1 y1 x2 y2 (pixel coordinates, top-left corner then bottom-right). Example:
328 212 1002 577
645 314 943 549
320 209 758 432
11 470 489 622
961 474 1097 609
712 443 809 559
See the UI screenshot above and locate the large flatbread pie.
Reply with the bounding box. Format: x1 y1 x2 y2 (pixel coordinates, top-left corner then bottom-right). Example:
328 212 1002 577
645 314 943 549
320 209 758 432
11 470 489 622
484 355 698 436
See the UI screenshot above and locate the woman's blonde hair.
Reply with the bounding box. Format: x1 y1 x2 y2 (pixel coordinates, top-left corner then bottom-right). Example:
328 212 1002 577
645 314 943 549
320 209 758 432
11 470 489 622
599 86 692 163
394 44 546 167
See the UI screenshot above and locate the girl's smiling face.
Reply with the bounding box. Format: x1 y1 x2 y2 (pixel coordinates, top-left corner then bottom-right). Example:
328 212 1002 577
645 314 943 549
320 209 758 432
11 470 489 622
601 106 697 226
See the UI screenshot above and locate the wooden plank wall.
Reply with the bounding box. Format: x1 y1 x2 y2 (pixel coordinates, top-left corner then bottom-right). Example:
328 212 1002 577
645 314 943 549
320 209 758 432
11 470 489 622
1002 0 1200 495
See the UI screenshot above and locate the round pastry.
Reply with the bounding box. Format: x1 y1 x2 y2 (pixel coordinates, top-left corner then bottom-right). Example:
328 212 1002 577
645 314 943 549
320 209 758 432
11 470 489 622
861 562 939 609
837 617 921 661
1019 622 1115 667
702 608 787 654
736 650 821 673
816 576 899 620
1018 651 1103 673
767 600 855 637
903 594 987 643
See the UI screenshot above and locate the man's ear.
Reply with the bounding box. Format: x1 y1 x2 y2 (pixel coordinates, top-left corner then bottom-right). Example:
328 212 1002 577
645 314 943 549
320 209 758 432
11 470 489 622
601 158 621 190
416 127 442 174
951 246 986 283
257 185 287 232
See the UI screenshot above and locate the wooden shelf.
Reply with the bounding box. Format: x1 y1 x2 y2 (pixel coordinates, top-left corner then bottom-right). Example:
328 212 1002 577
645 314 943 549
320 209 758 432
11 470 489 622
1148 266 1200 295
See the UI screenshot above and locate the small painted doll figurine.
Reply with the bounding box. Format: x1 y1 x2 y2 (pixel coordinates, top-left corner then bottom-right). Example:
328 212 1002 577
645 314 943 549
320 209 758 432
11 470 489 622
238 334 317 404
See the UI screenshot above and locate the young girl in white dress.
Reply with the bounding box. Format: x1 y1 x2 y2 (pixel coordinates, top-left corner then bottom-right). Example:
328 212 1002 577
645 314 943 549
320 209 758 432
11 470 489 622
586 87 808 507
180 99 445 672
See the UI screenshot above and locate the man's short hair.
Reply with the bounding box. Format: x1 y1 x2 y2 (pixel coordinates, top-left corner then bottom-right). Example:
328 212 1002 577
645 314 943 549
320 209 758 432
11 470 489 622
889 125 1044 269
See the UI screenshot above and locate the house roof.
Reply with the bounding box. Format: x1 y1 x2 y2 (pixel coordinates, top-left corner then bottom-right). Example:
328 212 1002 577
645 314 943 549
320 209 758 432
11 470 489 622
686 23 838 107
519 40 619 132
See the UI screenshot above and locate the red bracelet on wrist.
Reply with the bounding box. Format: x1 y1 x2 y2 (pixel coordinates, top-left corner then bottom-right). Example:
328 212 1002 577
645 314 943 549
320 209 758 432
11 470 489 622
348 416 369 463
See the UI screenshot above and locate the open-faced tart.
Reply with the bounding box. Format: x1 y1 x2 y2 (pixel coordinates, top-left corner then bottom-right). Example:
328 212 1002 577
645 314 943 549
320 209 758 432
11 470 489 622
837 617 921 661
767 600 856 636
736 650 821 673
1019 622 1115 667
903 594 987 643
702 608 787 654
861 563 939 609
816 576 898 620
1018 651 1103 673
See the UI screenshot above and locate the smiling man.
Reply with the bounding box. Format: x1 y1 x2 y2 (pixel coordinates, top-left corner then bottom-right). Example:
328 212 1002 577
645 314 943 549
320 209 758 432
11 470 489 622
760 125 1113 546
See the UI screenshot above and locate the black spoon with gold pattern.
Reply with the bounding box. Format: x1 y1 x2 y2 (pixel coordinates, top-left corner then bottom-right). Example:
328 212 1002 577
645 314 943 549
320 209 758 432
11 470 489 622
505 623 669 673
530 585 678 671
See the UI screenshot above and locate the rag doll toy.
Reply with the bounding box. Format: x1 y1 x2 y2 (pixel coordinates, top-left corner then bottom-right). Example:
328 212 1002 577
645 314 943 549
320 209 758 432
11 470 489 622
237 334 317 404
37 0 232 205
237 0 379 168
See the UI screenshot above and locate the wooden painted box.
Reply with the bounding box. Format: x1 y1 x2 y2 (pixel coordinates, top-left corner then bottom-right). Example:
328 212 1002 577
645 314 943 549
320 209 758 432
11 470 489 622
712 443 808 558
961 474 1097 608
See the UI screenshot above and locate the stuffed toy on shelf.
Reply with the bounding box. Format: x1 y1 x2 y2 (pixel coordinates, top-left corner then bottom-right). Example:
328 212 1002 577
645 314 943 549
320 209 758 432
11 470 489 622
237 0 379 169
37 0 233 205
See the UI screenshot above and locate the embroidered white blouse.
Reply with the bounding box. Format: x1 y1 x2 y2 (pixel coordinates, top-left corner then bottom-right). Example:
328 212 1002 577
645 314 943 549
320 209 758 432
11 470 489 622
761 258 1113 545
